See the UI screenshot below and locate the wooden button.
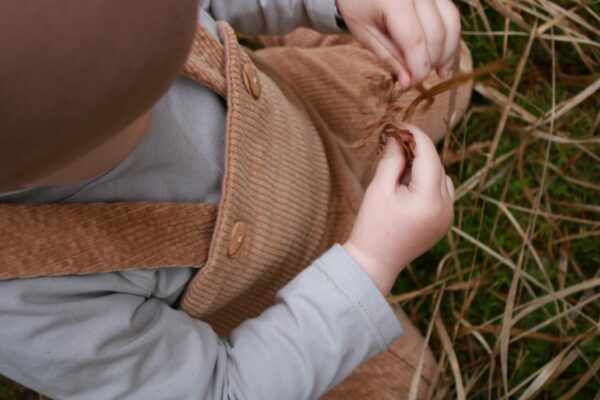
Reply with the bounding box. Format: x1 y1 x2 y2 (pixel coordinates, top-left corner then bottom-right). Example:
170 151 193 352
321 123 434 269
242 63 261 99
228 221 247 258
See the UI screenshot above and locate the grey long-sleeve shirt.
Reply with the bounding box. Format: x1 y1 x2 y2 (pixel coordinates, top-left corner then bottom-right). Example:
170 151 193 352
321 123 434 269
0 2 403 399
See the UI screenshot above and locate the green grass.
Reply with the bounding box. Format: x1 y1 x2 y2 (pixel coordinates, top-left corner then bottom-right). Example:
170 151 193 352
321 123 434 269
393 0 599 397
2 0 599 398
0 380 40 400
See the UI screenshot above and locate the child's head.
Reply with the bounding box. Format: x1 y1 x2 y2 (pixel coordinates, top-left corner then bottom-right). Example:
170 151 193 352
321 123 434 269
0 0 199 191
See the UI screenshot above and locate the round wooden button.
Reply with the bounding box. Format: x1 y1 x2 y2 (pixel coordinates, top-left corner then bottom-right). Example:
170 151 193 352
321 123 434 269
228 221 247 258
242 63 261 99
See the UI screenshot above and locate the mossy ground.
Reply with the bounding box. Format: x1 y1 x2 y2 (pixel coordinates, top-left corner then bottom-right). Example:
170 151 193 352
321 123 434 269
393 0 599 397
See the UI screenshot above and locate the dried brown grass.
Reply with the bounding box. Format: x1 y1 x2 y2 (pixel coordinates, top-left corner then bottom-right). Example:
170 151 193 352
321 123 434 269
383 0 600 397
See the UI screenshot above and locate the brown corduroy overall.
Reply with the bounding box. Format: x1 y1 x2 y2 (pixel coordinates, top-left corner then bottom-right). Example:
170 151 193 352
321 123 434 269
0 22 472 398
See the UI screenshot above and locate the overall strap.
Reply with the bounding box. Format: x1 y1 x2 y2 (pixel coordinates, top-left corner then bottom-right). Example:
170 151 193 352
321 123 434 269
182 23 227 97
0 202 217 279
0 23 229 280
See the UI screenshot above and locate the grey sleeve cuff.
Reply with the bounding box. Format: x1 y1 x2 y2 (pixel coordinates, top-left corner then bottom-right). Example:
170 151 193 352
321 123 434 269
222 244 404 399
305 0 345 34
314 244 404 350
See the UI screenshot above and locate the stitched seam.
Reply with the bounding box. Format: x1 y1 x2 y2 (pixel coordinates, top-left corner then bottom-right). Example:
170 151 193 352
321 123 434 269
165 96 226 175
118 272 154 297
315 259 388 351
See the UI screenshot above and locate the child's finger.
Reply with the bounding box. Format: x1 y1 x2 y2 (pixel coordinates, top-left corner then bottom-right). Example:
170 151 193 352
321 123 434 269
435 0 461 75
384 4 431 84
415 0 446 67
446 175 455 201
372 137 407 189
354 26 412 88
439 169 454 201
437 47 457 81
397 123 442 194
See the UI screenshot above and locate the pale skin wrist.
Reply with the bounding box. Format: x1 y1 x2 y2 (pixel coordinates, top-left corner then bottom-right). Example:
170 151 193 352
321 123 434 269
342 241 407 296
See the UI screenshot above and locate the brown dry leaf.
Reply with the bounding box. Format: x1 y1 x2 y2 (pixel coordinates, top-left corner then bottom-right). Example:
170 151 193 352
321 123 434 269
353 60 503 165
352 69 416 162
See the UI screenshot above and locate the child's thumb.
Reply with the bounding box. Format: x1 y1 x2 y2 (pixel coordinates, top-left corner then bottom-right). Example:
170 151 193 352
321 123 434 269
373 137 407 187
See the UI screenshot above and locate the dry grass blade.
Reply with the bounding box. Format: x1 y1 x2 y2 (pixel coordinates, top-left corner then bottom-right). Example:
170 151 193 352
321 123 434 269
435 316 466 399
387 275 480 304
474 81 538 123
486 0 530 29
457 324 586 344
478 25 537 191
536 160 600 191
559 357 600 400
454 149 518 200
498 238 525 395
551 229 600 245
512 278 600 325
507 345 572 397
540 76 600 125
530 130 600 144
457 318 494 354
403 60 503 122
408 287 445 400
444 141 493 165
517 347 579 400
480 195 550 282
551 200 600 214
450 226 550 291
511 292 600 343
477 194 600 225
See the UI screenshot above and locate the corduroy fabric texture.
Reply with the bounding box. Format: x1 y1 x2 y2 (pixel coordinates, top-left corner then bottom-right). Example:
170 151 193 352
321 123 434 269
0 22 473 399
179 23 472 333
0 202 216 279
179 23 355 331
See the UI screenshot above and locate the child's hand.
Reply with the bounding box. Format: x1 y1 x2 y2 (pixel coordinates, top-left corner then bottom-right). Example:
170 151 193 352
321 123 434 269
336 0 461 88
343 124 455 295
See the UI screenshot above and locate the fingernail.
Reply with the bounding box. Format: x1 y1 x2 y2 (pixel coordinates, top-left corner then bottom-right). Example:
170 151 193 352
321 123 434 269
440 66 451 79
396 69 407 89
395 67 411 90
436 67 444 79
384 136 398 152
